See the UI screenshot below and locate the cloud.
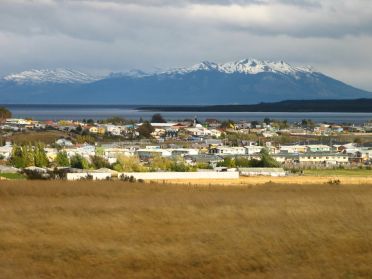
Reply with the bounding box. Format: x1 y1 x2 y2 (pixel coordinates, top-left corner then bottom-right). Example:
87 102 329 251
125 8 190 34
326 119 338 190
0 0 371 90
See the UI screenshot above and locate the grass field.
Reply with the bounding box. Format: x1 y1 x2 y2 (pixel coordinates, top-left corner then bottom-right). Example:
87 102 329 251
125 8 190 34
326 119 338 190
3 130 68 145
304 168 372 177
1 181 372 278
0 173 27 180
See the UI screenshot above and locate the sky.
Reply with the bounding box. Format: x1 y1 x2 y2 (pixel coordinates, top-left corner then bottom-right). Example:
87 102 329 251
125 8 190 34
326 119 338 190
0 0 371 91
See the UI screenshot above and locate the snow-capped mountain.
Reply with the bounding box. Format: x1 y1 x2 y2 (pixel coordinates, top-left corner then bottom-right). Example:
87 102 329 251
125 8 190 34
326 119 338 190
159 59 314 76
3 68 103 84
0 59 371 104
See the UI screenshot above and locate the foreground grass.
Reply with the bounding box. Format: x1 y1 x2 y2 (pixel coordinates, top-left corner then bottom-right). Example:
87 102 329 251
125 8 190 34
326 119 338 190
1 181 372 278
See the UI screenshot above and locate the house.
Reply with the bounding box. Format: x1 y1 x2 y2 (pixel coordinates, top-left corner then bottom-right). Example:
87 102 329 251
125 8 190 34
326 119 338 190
184 154 224 167
104 125 121 136
306 145 331 153
97 127 106 135
102 147 137 164
5 118 31 125
186 124 222 138
170 148 199 157
56 138 74 147
213 146 247 156
0 142 13 160
279 145 308 154
239 168 287 177
299 153 349 166
244 145 264 155
89 126 98 134
137 147 172 159
66 144 96 158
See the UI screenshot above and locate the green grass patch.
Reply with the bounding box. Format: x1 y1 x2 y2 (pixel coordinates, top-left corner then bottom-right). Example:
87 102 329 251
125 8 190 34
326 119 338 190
304 168 372 177
0 173 27 180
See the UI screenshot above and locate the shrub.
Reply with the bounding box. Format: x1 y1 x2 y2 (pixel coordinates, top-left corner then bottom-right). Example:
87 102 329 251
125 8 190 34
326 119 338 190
70 154 90 169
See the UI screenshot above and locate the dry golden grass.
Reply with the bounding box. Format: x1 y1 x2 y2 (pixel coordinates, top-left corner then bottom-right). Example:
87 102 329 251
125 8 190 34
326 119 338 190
1 180 372 278
154 175 372 186
5 130 68 144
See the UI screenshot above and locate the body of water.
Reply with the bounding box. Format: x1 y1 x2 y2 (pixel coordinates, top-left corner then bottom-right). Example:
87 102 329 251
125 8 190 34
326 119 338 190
3 105 372 124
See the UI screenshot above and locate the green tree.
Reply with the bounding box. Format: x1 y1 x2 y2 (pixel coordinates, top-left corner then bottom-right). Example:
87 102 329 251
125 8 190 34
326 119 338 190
9 145 25 168
218 157 236 168
137 121 154 138
221 120 236 129
22 144 35 167
33 143 49 167
99 116 127 125
151 113 166 123
55 151 70 167
9 144 34 168
113 155 145 172
0 107 12 122
301 119 315 129
75 135 96 144
70 154 90 169
90 155 110 169
259 148 280 167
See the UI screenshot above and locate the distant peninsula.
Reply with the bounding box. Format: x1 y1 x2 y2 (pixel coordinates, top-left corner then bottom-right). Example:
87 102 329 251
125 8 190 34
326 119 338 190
138 98 372 113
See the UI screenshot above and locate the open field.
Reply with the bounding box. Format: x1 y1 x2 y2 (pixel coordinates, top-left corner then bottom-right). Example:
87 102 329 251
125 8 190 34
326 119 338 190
1 181 372 278
155 175 372 186
304 169 372 177
2 130 69 145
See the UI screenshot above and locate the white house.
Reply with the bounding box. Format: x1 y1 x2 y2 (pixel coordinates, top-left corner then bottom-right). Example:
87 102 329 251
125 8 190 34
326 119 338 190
0 142 13 160
104 125 122 136
244 145 264 155
299 153 349 166
306 145 331 153
215 146 246 156
279 145 308 154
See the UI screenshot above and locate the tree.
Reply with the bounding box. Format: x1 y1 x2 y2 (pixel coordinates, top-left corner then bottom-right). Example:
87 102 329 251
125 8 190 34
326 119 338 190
22 144 35 167
263 118 271 125
149 156 172 171
221 120 236 129
353 137 362 145
33 143 49 167
9 144 45 168
70 154 90 169
0 107 11 122
100 116 127 125
301 119 315 129
113 155 145 172
151 113 166 123
259 148 280 167
75 135 95 144
9 145 25 168
55 151 70 167
137 121 154 138
90 155 110 169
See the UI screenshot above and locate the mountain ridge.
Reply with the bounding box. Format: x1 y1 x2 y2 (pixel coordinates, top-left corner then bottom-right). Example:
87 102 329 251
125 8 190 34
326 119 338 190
0 58 371 104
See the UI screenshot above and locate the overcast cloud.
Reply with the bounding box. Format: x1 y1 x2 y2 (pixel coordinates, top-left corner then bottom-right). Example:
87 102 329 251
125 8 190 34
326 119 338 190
0 0 371 90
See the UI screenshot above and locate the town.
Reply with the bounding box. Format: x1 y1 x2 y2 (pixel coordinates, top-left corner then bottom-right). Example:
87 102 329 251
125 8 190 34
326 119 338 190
1 109 372 181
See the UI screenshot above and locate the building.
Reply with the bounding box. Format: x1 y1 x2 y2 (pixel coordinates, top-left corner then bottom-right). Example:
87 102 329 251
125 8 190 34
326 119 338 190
239 168 287 177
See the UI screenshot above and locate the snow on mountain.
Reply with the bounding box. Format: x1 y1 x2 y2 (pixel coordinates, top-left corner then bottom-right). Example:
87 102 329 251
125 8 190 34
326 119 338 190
1 59 316 84
3 68 104 84
159 58 314 76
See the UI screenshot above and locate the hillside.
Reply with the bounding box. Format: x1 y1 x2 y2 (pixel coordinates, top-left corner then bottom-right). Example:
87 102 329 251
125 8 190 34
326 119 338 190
0 59 371 104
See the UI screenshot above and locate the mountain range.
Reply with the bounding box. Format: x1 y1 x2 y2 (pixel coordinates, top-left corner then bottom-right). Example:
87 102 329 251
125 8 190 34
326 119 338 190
0 59 370 104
